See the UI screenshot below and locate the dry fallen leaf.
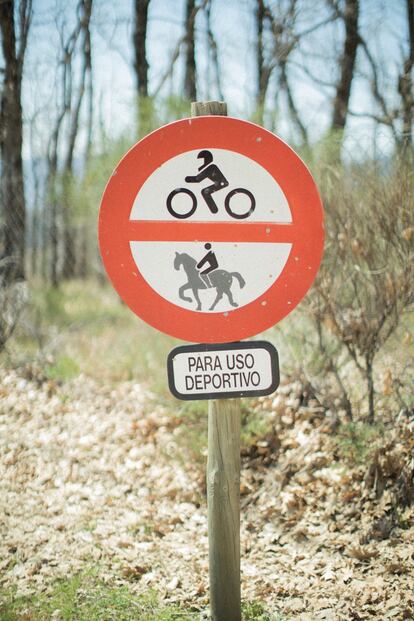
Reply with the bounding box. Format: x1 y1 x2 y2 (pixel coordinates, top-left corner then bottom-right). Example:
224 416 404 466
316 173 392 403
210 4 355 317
385 562 410 575
122 564 149 580
402 226 414 241
1 366 413 620
348 545 380 561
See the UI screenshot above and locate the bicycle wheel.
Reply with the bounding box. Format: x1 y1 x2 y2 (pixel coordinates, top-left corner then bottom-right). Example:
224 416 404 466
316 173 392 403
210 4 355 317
224 188 256 219
166 188 197 219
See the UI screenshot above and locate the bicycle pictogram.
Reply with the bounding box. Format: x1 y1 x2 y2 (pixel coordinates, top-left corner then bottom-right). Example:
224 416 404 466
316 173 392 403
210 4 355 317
166 150 256 220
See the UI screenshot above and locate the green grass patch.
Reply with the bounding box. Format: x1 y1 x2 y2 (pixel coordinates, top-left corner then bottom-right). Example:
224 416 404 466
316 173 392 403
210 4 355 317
0 571 284 620
45 355 80 381
3 280 179 387
242 600 288 620
0 573 193 621
333 421 385 465
1 280 277 466
174 399 208 465
241 403 273 447
171 399 275 470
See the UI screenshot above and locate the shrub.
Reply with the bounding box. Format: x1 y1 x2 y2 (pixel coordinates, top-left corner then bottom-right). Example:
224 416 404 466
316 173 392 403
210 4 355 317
302 153 413 422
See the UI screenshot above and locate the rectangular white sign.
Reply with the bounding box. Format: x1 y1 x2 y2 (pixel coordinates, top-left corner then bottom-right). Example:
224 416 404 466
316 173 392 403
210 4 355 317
167 341 279 400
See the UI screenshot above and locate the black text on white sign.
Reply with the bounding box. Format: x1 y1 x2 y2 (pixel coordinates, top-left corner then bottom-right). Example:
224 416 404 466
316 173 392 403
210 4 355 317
167 341 279 401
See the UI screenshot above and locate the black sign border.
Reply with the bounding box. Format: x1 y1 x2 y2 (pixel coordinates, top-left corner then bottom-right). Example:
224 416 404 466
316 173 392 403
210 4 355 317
167 340 279 401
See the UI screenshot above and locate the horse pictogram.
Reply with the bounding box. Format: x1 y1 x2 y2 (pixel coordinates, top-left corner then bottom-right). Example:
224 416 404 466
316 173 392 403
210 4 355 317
174 250 245 311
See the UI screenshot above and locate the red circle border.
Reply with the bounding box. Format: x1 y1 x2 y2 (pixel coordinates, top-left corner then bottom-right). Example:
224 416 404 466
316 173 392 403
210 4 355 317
99 117 324 343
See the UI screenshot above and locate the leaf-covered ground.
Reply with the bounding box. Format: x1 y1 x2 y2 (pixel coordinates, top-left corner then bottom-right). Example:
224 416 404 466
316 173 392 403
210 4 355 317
1 366 413 620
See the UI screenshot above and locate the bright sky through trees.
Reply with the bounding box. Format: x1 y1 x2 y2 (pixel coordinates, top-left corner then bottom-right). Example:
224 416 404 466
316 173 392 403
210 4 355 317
18 0 410 162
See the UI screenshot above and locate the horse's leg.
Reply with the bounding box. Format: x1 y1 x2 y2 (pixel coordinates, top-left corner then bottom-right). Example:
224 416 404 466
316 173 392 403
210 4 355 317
193 287 202 311
179 283 193 303
224 282 238 307
209 289 223 311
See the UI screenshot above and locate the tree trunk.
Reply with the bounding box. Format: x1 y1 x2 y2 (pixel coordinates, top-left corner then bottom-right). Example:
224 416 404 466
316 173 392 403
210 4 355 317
50 196 60 288
133 0 152 136
366 355 375 424
64 0 93 174
184 0 197 101
133 0 150 98
331 0 359 132
0 0 30 283
205 1 223 100
398 0 414 150
62 1 93 281
30 198 39 278
256 0 266 121
255 0 273 125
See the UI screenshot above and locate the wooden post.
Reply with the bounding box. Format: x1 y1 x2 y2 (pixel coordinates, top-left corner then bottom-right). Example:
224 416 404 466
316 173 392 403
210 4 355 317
207 398 241 621
191 100 241 621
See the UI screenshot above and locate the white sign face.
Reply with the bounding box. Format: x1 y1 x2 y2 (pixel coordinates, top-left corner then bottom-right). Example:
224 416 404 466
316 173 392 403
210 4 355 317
129 148 292 314
167 341 279 400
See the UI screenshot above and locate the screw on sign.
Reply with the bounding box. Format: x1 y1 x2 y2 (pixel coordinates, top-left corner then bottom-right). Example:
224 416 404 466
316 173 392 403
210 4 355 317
98 116 324 344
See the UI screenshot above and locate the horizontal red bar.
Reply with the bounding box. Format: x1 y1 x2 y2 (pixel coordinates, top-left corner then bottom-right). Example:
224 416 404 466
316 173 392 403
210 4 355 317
127 220 298 243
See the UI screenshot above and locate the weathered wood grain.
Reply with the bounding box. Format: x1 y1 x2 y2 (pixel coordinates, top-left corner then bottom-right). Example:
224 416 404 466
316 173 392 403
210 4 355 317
191 100 241 621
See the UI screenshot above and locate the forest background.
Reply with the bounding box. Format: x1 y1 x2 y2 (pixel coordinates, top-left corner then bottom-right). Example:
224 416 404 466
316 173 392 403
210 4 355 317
0 1 414 620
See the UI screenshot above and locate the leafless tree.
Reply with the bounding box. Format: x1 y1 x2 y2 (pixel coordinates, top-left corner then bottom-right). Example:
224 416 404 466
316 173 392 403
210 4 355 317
184 0 197 101
0 0 32 284
253 1 336 143
272 1 310 145
399 0 414 148
253 0 362 148
347 0 413 150
255 0 272 125
152 1 209 102
133 0 152 135
44 0 93 285
330 0 360 133
398 0 414 149
62 0 93 279
297 143 414 425
133 0 150 98
64 0 93 174
204 0 223 100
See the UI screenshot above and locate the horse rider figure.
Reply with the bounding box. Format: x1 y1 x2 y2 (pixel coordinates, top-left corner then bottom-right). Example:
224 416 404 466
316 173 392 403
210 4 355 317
197 243 218 287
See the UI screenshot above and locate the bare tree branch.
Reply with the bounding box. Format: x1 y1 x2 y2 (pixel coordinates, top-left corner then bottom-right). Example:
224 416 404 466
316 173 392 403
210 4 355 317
280 58 309 144
205 0 223 100
64 0 93 174
152 36 184 97
17 0 32 68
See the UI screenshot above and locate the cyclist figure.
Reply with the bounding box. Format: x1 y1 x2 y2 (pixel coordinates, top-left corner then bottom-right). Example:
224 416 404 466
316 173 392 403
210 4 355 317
185 150 229 214
197 243 218 287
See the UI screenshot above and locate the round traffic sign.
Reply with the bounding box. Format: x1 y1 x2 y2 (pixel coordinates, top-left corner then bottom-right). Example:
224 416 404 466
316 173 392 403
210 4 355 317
98 116 324 343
